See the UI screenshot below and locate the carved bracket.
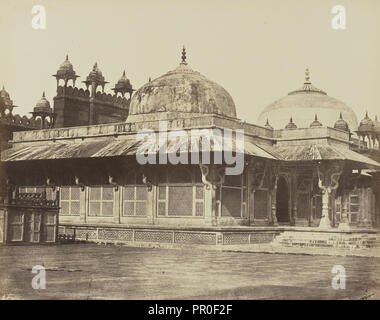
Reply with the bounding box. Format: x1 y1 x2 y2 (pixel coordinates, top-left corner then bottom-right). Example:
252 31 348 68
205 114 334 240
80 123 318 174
46 177 58 191
317 162 343 193
74 176 85 191
199 164 225 190
142 174 153 192
108 175 119 191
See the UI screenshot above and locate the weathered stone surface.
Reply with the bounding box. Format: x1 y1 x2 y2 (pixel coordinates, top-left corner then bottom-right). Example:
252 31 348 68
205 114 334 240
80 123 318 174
129 63 237 118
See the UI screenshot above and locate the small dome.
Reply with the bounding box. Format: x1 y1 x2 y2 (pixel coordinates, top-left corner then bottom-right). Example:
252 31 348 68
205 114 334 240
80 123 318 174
58 55 74 73
285 117 297 129
34 92 52 113
0 85 13 107
358 112 374 132
264 118 273 129
116 71 132 88
129 47 236 118
112 70 133 96
310 114 322 127
54 55 79 83
87 63 104 81
83 63 108 90
334 112 349 132
258 68 358 130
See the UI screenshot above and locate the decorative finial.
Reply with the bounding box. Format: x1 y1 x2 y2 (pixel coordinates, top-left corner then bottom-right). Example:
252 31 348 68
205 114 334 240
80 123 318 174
314 114 318 121
266 118 270 125
93 62 98 70
42 91 45 98
339 112 343 119
181 46 187 65
290 116 293 123
122 70 126 77
149 77 151 82
66 54 68 61
305 68 310 82
365 111 369 118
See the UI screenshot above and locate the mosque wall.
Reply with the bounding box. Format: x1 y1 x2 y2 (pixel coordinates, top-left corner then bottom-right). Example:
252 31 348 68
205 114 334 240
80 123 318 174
53 86 130 128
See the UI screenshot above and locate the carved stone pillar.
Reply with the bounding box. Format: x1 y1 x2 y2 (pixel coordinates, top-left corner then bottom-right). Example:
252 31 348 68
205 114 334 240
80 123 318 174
248 159 268 225
338 190 350 230
199 164 225 226
270 174 278 226
291 172 298 225
317 162 343 229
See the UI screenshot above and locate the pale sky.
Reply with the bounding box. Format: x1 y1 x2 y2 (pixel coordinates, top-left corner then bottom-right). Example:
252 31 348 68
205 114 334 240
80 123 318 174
0 0 379 124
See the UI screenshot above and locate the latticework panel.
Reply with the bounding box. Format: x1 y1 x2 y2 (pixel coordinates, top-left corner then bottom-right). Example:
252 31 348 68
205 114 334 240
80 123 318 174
223 233 250 245
101 202 114 216
98 229 133 241
174 232 216 245
135 202 147 216
134 231 173 243
75 229 97 240
168 186 193 216
221 188 242 217
70 202 80 215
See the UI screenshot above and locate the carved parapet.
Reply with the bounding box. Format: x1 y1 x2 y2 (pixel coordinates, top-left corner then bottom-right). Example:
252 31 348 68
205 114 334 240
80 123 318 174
55 85 130 110
0 112 42 130
56 85 90 98
9 192 59 208
94 91 130 109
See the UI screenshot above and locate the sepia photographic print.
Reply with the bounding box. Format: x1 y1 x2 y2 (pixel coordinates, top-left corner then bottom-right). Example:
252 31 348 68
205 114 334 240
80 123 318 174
0 0 380 309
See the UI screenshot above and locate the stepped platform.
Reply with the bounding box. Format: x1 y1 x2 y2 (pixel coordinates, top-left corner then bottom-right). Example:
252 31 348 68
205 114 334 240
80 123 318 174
57 223 380 257
271 231 380 250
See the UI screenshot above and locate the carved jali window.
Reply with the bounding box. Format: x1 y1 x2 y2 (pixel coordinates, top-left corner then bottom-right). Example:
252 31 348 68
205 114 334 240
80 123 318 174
218 171 247 218
123 172 148 216
60 186 81 216
157 166 204 217
88 186 114 217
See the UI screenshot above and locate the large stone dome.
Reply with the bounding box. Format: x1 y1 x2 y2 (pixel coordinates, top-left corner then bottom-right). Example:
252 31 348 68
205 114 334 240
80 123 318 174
258 69 358 131
129 51 236 118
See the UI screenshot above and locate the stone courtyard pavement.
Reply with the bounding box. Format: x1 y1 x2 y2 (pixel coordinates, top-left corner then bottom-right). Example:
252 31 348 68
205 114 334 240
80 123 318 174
0 243 379 299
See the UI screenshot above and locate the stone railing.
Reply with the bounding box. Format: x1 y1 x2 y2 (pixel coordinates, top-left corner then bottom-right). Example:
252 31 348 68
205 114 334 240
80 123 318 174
12 113 275 143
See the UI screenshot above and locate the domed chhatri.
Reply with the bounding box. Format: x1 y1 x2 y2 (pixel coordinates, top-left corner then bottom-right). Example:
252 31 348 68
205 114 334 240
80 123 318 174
83 62 108 92
0 85 13 107
358 112 374 133
34 91 52 113
112 70 134 98
53 55 79 87
129 47 237 118
334 112 349 132
285 117 297 129
258 68 358 130
264 118 273 130
0 85 14 115
310 114 322 127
